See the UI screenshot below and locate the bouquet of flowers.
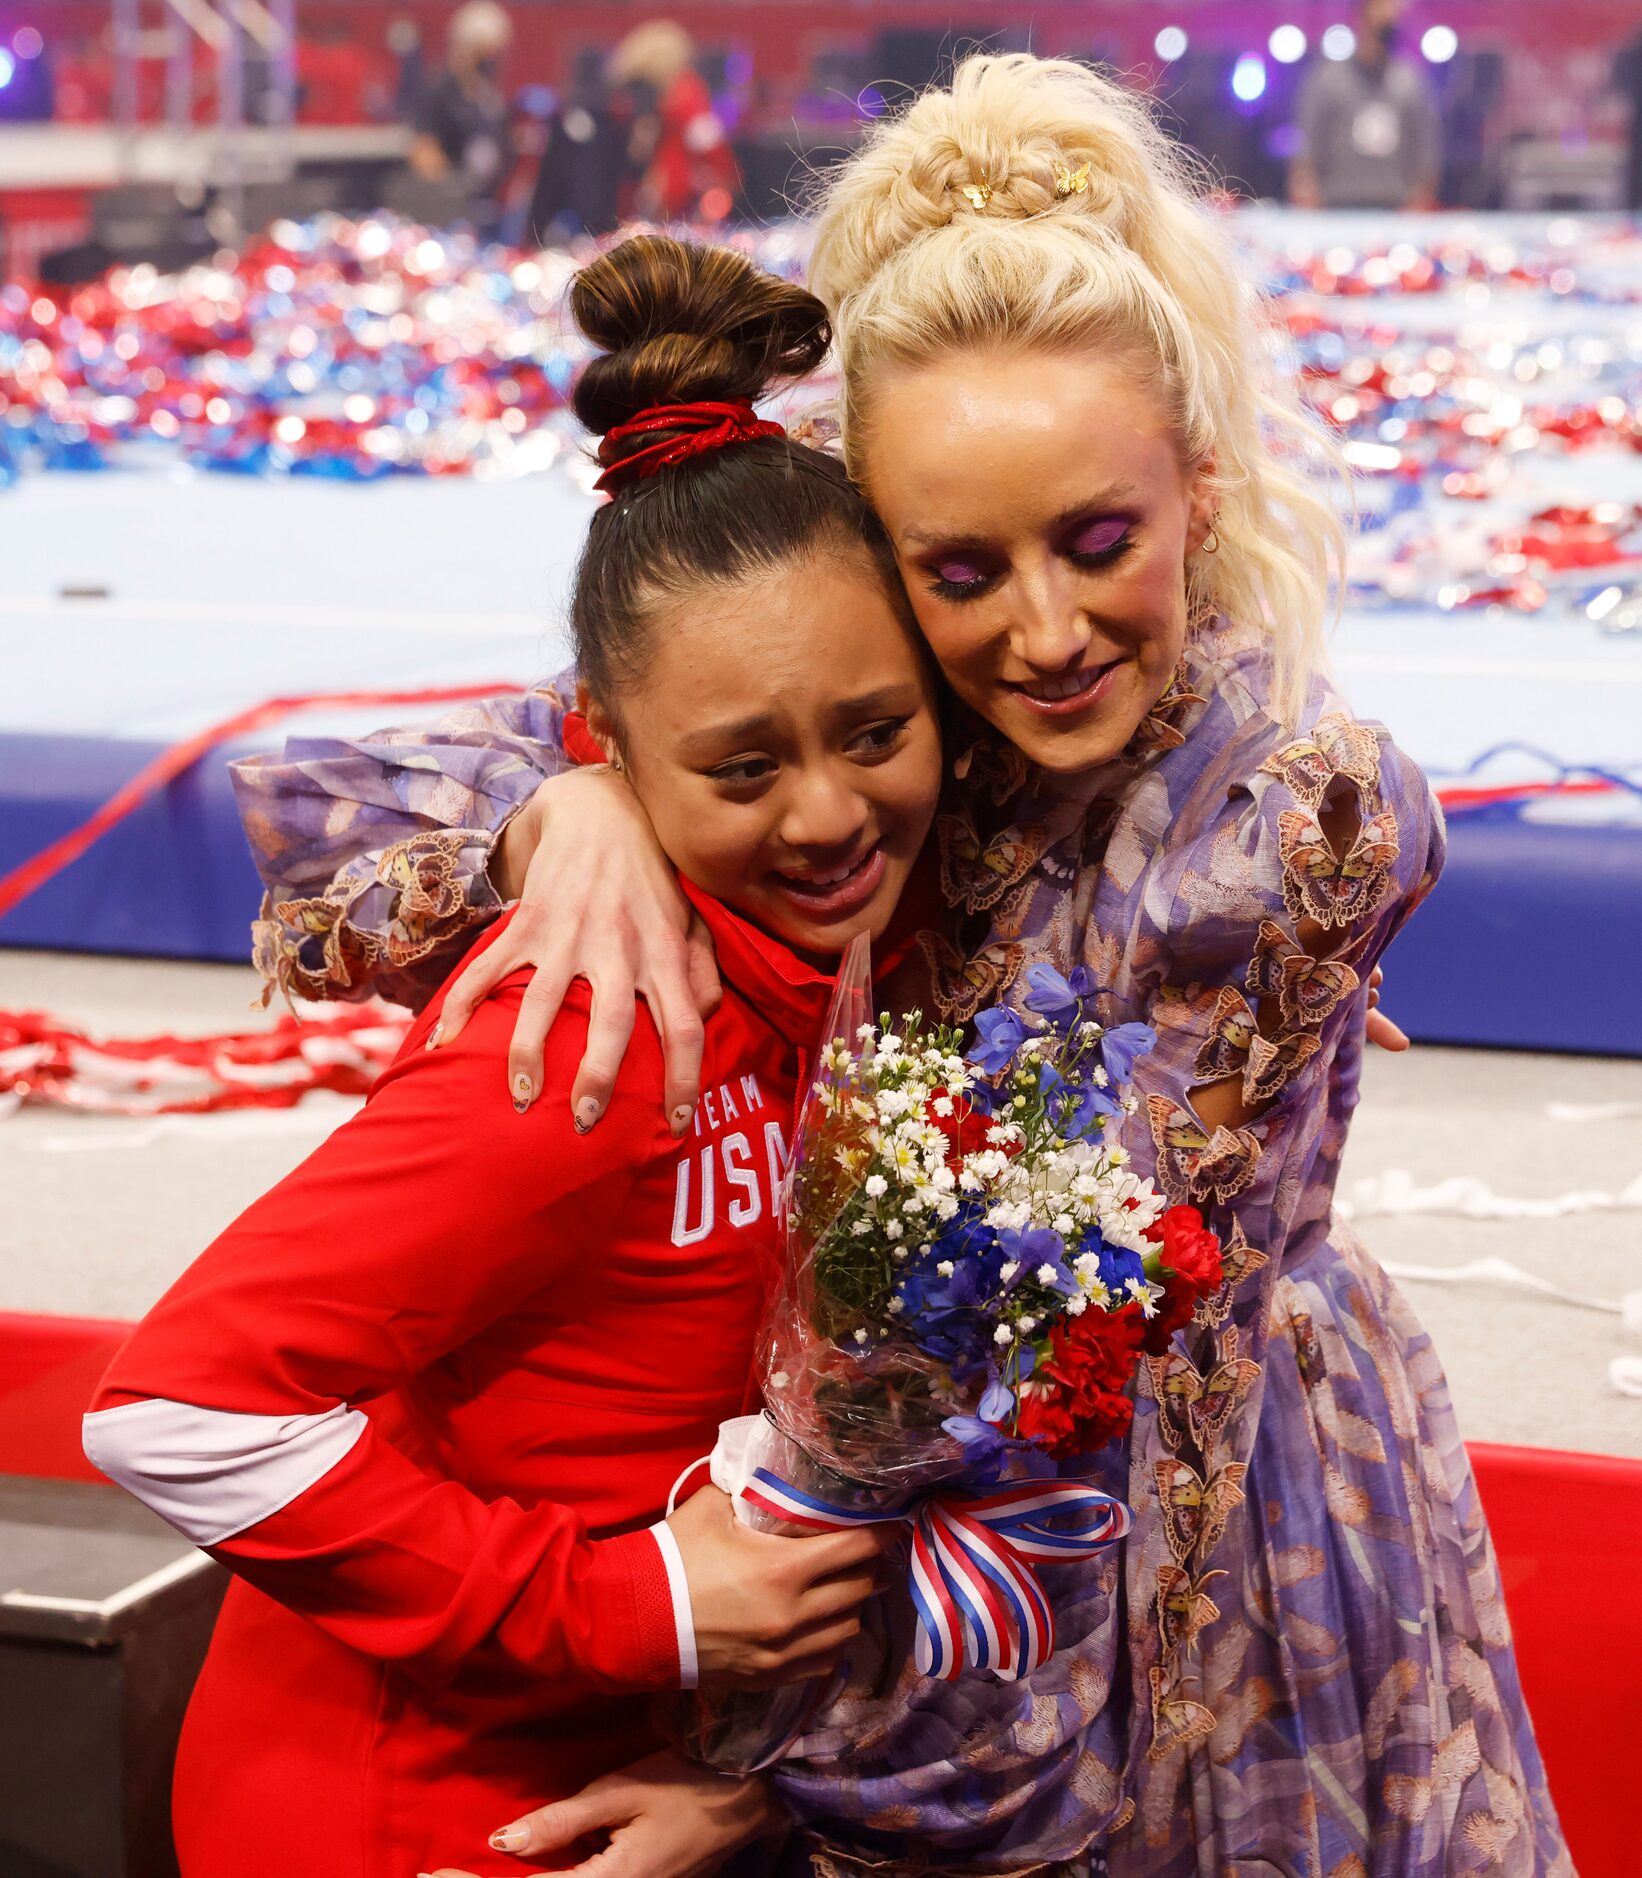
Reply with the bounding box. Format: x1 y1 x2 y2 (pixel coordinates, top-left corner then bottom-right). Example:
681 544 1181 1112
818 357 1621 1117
685 940 1224 1771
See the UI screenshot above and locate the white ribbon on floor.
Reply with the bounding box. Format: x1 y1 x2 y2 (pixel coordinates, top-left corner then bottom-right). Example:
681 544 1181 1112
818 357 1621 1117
1378 1254 1622 1316
18 1096 364 1153
1340 1167 1642 1221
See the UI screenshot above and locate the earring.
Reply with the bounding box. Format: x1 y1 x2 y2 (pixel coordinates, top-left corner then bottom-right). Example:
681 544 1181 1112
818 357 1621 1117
1201 524 1221 556
610 753 624 773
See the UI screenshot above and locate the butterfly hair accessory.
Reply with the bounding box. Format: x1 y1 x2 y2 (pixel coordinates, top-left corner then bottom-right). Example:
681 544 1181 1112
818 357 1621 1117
959 175 994 211
1054 160 1091 200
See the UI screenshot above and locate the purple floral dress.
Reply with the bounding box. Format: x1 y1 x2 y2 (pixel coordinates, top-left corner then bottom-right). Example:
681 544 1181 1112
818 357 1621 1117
230 622 1571 1878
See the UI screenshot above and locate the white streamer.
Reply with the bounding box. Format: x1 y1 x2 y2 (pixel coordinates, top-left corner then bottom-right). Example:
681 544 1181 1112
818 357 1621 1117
1545 1101 1642 1124
21 1097 363 1153
1340 1167 1642 1222
1609 1357 1642 1399
1378 1254 1623 1316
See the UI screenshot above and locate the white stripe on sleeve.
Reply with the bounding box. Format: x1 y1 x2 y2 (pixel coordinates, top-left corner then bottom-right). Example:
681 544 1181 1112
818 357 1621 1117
648 1517 699 1690
83 1397 369 1547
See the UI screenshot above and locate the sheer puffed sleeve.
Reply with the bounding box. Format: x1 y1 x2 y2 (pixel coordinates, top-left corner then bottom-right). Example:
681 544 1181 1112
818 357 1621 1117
230 673 576 1010
1132 710 1444 1219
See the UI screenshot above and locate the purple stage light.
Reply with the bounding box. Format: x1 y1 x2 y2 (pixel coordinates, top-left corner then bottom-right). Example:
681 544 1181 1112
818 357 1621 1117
1154 26 1188 63
1231 53 1268 104
1321 24 1357 61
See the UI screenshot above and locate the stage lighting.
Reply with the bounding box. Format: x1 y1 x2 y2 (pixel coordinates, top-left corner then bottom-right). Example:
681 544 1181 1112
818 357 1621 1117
1154 26 1188 63
1231 54 1268 103
1421 25 1459 63
1321 25 1357 61
0 50 14 90
14 27 43 60
1268 25 1307 64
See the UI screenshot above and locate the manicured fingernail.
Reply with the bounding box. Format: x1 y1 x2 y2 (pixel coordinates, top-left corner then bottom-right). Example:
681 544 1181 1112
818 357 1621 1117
425 1020 443 1051
671 1102 693 1134
513 1074 533 1114
490 1825 528 1851
573 1097 601 1133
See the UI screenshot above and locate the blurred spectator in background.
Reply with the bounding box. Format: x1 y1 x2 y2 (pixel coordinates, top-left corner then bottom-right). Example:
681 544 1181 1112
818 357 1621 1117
1291 0 1441 208
295 20 380 126
610 19 737 223
1617 27 1642 209
409 1 515 225
387 17 428 124
49 29 108 125
527 47 631 242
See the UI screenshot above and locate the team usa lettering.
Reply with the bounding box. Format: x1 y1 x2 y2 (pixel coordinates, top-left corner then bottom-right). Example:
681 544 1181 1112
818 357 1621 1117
672 1072 789 1246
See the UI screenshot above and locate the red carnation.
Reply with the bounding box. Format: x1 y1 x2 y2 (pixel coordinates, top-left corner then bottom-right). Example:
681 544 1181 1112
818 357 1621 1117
1014 1383 1080 1454
1156 1206 1223 1295
1033 1302 1147 1453
1141 1207 1223 1354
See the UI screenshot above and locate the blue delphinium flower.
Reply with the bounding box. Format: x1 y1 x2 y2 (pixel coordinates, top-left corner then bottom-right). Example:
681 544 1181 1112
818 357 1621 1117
941 1412 1056 1481
968 1005 1029 1076
1052 1070 1120 1140
977 1370 1015 1422
1022 962 1096 1030
1091 1237 1146 1297
895 1227 1006 1380
942 1410 1012 1473
942 1363 1053 1482
995 1223 1075 1295
1099 1021 1156 1088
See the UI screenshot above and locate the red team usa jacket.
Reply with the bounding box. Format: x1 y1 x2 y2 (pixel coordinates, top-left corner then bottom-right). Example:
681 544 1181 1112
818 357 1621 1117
84 886 836 1878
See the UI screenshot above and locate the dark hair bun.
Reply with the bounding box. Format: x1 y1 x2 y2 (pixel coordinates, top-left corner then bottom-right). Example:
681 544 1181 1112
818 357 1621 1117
571 235 831 450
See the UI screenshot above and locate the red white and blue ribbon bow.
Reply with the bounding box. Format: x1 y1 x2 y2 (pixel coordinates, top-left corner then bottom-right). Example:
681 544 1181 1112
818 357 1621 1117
740 1468 1132 1682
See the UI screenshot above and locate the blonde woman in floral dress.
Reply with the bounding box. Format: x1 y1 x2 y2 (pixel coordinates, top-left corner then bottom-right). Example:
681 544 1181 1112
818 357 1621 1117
235 57 1568 1878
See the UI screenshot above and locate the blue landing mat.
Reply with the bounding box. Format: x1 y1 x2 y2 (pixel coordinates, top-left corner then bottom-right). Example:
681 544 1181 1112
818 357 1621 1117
0 734 266 964
1386 810 1642 1057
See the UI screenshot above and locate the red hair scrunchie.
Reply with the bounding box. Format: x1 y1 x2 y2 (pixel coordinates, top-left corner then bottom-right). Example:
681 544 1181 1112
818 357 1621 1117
593 399 787 494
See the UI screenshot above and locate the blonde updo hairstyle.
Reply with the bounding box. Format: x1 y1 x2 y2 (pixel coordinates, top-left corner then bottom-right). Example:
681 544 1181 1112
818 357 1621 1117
810 54 1346 723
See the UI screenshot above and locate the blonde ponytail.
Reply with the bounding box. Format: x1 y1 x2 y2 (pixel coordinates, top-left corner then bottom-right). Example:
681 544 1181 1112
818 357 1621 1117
810 54 1345 724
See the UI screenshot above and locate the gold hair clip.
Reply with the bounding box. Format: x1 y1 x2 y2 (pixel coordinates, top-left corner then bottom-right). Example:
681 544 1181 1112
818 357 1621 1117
959 176 993 211
1054 161 1091 200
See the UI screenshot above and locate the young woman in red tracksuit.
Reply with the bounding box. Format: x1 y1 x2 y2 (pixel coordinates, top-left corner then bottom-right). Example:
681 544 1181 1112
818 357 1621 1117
84 237 944 1878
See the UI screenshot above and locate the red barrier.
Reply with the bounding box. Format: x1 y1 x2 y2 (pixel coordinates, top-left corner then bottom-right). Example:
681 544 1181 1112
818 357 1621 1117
0 1311 131 1483
1470 1441 1639 1878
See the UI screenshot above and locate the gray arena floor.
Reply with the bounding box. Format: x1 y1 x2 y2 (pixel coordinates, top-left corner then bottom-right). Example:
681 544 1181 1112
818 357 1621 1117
3 945 1638 1459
